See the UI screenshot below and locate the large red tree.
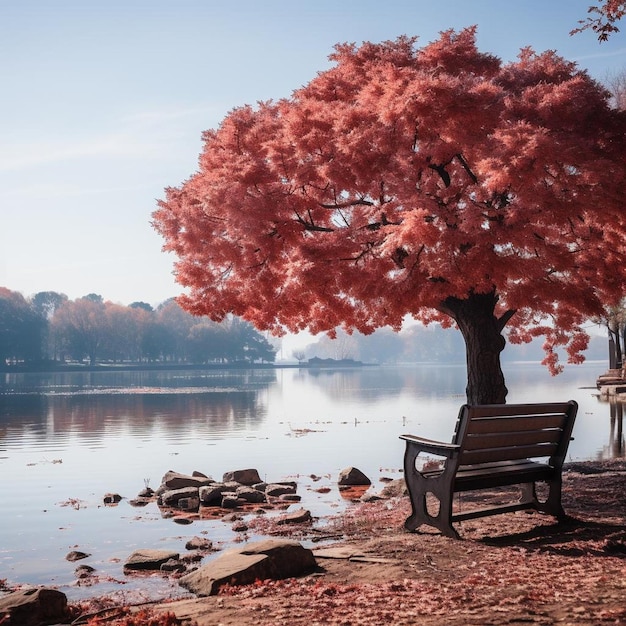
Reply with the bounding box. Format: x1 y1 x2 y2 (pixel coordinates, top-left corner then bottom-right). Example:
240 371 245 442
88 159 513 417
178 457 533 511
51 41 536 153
153 28 626 404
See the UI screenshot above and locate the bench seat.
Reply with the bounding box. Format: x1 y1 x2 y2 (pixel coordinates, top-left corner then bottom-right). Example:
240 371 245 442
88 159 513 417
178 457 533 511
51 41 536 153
400 401 578 539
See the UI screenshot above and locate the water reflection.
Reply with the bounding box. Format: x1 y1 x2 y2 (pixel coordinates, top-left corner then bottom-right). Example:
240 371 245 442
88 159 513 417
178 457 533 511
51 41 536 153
0 369 276 443
301 364 467 401
599 398 625 458
1 365 624 460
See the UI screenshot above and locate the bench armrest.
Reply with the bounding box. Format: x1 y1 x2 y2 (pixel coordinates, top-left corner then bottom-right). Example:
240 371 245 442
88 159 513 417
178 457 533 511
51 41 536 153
400 434 460 458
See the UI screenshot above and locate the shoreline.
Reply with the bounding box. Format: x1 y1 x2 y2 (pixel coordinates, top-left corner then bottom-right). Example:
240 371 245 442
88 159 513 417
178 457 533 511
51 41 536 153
2 458 625 625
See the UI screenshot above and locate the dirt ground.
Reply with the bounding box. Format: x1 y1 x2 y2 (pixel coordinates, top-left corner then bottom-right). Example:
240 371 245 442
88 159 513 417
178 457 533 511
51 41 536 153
79 459 626 625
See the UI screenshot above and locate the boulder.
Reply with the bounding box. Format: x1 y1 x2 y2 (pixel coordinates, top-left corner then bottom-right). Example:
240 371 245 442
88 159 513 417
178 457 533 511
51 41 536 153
338 467 371 486
279 494 302 502
103 492 122 504
75 564 96 578
379 478 408 498
192 470 212 480
199 484 227 505
178 497 200 511
222 468 262 485
221 494 243 509
160 486 200 507
236 486 266 503
179 539 317 596
161 558 186 573
161 470 211 490
65 550 90 562
0 587 68 625
275 508 312 525
185 536 213 551
265 483 297 497
125 549 180 571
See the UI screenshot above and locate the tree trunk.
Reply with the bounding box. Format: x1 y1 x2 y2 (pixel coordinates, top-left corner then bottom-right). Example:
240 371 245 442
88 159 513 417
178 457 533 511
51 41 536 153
440 291 513 405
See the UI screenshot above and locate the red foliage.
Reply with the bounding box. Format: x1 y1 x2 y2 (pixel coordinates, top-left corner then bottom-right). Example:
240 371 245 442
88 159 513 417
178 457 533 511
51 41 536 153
83 607 183 625
154 28 626 396
572 1 626 40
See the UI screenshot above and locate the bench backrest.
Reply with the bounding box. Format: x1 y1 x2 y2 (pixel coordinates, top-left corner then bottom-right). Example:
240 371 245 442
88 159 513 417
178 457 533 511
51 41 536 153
452 401 578 468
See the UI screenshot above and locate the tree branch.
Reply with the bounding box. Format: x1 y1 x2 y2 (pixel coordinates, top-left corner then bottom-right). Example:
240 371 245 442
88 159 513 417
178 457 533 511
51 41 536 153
496 308 517 332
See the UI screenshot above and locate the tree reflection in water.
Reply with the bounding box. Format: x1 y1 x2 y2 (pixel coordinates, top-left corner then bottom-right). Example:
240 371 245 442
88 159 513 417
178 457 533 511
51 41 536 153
608 399 625 457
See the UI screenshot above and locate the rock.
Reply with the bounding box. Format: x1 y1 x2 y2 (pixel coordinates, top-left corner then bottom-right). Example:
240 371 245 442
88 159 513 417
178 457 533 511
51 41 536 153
161 470 212 490
232 521 249 532
360 492 382 502
199 484 227 505
178 497 200 511
75 564 96 578
129 497 152 507
338 467 371 486
379 478 408 498
275 508 312 525
279 494 302 502
222 468 262 485
125 549 180 571
221 494 243 509
0 587 68 625
103 492 122 504
185 536 213 551
265 483 297 497
236 486 266 503
160 486 200 507
192 470 212 480
66 550 90 562
137 487 154 497
179 539 317 596
173 516 194 525
161 558 186 573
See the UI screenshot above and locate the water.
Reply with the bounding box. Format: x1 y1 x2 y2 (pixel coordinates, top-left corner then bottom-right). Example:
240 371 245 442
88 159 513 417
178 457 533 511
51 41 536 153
0 362 622 601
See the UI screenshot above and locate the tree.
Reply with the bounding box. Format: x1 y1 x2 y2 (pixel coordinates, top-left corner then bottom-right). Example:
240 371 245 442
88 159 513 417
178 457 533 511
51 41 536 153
29 291 68 361
30 291 68 320
51 296 108 365
0 288 44 364
572 1 626 40
153 29 626 404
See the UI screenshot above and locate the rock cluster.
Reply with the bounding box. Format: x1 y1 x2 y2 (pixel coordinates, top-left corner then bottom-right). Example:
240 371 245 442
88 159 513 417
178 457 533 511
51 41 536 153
0 466 383 622
146 468 302 513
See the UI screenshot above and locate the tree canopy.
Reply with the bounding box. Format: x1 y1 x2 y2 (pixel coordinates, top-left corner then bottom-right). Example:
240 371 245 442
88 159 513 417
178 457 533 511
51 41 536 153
153 28 626 403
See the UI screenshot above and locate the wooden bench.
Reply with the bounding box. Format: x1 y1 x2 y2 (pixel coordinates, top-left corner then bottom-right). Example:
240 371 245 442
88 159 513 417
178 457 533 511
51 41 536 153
400 400 578 539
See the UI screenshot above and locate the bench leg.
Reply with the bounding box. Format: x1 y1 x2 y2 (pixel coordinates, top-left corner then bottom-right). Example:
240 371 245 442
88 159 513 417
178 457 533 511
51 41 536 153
538 478 567 519
403 445 459 539
520 479 566 520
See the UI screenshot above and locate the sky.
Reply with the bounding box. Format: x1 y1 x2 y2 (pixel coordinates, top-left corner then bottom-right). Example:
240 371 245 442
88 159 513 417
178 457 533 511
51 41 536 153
1 0 626 312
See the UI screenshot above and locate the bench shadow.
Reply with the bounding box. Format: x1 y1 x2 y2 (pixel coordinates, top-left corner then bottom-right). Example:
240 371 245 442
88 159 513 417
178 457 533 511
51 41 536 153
477 516 626 557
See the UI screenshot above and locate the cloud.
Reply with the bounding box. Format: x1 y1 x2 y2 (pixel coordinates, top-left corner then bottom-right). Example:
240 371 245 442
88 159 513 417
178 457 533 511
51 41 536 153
0 104 220 173
572 46 626 62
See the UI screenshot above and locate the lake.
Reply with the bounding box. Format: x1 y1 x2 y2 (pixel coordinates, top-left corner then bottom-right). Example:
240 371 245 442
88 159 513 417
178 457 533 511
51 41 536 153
0 362 622 601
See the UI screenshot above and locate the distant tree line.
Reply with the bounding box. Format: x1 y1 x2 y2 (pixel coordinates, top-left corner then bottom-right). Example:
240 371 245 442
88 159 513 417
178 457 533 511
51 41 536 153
301 324 610 366
0 288 276 367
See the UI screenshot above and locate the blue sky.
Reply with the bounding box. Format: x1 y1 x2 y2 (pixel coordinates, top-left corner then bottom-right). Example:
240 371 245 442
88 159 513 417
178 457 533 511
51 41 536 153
1 0 625 309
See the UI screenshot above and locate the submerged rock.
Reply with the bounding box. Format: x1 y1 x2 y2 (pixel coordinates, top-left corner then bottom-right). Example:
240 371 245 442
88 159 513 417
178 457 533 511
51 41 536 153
125 549 180 571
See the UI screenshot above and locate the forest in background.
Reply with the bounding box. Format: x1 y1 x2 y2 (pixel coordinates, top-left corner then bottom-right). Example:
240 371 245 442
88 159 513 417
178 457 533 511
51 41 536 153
0 286 609 370
0 287 276 367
